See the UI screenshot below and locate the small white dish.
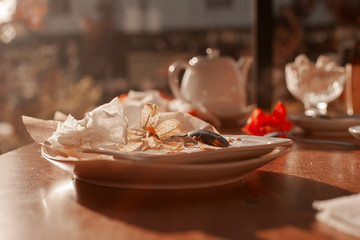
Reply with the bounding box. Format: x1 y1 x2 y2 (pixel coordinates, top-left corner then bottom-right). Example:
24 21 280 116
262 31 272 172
41 135 292 189
348 126 360 140
289 113 360 135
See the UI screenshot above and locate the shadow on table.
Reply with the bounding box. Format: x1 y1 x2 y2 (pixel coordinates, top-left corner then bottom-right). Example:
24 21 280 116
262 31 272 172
73 170 353 240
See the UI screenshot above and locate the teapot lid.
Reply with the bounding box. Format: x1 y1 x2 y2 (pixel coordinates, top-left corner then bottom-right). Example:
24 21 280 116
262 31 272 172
206 48 220 59
189 48 234 66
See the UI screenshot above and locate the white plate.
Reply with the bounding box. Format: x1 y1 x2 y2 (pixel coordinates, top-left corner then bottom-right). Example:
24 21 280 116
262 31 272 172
289 113 360 134
349 125 360 140
42 135 292 165
42 146 291 190
41 136 292 189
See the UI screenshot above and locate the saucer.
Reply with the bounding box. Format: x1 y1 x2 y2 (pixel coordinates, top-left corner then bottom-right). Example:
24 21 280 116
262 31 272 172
219 104 255 126
289 113 360 135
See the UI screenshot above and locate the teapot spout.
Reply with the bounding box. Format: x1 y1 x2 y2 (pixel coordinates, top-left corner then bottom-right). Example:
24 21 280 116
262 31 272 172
236 56 253 78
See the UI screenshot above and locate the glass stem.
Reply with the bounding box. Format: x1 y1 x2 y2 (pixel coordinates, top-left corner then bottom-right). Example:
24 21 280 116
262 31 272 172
316 102 328 116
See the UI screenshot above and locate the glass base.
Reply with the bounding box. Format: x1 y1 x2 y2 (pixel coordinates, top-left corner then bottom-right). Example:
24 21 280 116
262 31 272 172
304 102 328 117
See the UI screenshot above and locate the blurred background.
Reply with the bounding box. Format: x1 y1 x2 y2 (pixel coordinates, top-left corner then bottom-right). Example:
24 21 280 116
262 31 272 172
0 0 360 153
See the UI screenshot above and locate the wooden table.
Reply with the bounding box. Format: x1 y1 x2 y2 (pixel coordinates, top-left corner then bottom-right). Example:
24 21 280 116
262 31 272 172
1 136 360 240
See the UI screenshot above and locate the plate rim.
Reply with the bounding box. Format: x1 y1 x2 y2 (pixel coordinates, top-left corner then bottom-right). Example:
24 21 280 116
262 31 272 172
41 144 292 169
41 135 293 165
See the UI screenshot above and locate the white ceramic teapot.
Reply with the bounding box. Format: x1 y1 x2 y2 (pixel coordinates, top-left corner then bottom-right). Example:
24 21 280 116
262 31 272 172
168 48 253 119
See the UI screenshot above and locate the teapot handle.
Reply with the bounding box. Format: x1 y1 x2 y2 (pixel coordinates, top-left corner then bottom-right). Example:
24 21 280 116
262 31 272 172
168 60 190 101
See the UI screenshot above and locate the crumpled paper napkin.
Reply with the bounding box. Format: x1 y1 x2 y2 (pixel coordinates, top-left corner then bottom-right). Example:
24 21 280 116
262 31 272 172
47 97 127 150
121 89 221 128
23 91 217 152
313 194 360 238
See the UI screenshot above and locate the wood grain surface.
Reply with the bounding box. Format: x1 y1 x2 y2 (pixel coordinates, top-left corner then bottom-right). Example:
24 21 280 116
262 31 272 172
0 137 359 240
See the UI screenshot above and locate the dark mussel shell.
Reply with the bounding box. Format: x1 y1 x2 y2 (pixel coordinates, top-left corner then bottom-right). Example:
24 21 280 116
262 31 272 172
187 129 230 148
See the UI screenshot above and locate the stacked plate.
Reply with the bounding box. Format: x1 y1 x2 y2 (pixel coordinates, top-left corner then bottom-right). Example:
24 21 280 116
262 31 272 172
41 135 292 190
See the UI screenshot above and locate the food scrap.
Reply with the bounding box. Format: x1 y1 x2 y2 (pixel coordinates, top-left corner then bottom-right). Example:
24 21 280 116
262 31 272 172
117 103 184 152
